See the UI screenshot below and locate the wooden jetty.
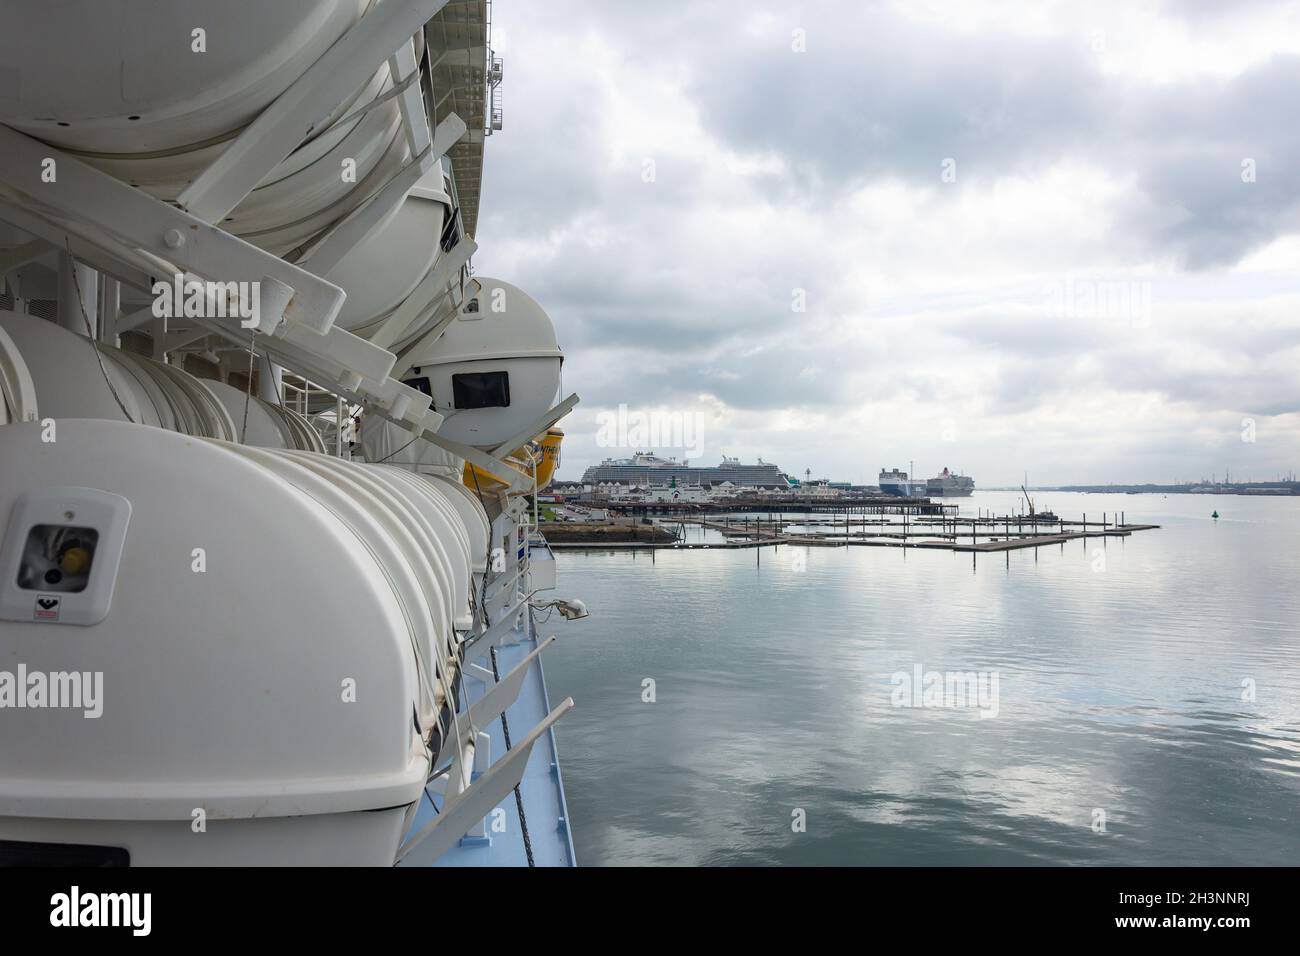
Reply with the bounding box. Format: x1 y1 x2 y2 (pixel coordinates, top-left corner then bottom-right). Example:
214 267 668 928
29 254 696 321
588 496 956 517
547 539 782 551
652 515 1161 553
543 511 1161 554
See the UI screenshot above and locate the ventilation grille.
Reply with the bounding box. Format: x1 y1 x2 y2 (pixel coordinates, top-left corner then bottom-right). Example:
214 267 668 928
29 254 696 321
26 298 57 321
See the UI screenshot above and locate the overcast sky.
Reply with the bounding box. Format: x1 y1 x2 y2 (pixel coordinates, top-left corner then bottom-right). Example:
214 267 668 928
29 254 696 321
474 0 1300 486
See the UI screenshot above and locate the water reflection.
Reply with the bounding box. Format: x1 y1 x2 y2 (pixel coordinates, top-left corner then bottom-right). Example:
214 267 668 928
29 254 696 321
545 493 1300 865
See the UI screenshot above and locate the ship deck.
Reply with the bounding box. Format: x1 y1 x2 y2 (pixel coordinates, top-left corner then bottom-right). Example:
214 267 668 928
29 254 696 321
405 610 576 867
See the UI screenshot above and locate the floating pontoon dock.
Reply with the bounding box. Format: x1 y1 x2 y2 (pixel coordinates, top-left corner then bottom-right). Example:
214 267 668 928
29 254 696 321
545 513 1161 554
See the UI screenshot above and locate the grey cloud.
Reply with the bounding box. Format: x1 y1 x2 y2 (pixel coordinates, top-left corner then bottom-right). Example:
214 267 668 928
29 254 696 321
695 13 1110 191
687 10 1300 268
475 1 1300 481
1122 58 1300 268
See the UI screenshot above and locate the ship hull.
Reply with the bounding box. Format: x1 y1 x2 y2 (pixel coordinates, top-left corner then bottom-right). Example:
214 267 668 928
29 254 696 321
879 480 927 497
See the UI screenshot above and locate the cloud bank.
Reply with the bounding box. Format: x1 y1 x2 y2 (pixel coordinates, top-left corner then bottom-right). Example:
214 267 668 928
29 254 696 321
475 0 1300 485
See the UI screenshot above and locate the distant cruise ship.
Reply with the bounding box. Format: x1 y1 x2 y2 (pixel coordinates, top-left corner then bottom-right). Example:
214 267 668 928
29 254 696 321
878 467 927 497
580 452 791 489
927 467 975 497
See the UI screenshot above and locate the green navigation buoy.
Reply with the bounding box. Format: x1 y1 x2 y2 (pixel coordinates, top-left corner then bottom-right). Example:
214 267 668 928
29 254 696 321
1212 510 1219 520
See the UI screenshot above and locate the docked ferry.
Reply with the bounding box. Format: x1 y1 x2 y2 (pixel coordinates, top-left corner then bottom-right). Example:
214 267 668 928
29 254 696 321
878 467 927 497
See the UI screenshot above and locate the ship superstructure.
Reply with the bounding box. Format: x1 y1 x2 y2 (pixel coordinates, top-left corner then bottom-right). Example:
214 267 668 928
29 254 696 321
0 0 580 867
878 467 927 497
581 453 791 489
926 467 975 497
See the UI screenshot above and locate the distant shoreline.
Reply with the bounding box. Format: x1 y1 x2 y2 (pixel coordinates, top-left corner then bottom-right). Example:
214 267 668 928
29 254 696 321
985 484 1299 496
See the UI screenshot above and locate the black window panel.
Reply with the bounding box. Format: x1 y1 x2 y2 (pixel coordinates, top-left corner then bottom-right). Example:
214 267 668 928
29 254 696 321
401 375 433 398
0 839 130 867
452 371 510 409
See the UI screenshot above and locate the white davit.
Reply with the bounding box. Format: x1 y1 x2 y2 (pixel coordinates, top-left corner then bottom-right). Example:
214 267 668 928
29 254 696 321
0 0 457 329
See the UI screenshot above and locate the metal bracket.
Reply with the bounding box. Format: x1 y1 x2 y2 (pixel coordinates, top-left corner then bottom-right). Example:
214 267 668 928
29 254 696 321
115 306 157 334
0 197 158 299
459 592 530 663
465 663 495 684
298 147 437 276
384 393 579 496
467 636 556 729
301 113 465 275
0 238 51 274
394 698 574 866
154 325 210 359
412 426 536 493
177 0 450 223
488 393 580 458
389 37 433 157
0 124 345 334
485 569 522 604
176 299 440 431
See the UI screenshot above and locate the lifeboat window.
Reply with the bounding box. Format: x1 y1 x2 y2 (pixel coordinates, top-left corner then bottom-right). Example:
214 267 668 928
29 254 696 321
402 376 433 398
452 371 510 409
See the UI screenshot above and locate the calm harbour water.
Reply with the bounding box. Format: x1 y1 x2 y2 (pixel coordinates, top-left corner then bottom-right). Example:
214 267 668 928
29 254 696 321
543 492 1300 866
